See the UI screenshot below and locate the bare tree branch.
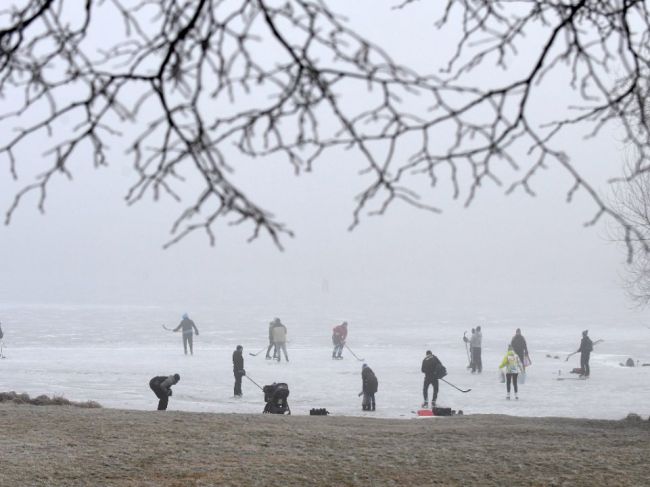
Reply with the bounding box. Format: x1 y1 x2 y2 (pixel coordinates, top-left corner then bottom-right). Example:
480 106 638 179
0 0 648 250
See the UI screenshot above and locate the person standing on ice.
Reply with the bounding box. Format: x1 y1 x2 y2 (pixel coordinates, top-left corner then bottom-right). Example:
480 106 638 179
470 326 483 373
233 345 245 397
499 345 523 400
271 319 289 362
265 319 280 360
361 364 378 411
575 330 593 378
332 321 348 359
173 313 199 355
149 373 180 410
511 328 529 371
421 350 443 408
464 328 476 370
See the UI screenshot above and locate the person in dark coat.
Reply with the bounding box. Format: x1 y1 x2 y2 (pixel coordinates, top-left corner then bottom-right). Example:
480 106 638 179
361 364 378 411
173 313 199 355
149 374 180 410
421 350 443 408
233 345 245 397
511 328 529 370
576 330 593 377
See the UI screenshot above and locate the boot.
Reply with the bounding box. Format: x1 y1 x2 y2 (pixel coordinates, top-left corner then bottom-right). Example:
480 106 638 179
506 393 511 400
421 401 428 408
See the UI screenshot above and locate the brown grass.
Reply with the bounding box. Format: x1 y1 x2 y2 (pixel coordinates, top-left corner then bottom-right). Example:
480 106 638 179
0 391 101 408
0 403 648 486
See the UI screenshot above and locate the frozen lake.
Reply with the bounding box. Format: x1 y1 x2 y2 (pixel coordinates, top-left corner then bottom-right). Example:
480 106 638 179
1 302 648 420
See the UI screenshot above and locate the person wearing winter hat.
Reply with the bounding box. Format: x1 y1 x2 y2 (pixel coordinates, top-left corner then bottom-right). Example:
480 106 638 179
499 345 523 400
511 328 530 371
421 350 443 408
575 330 593 377
149 373 180 410
360 364 378 411
173 313 199 355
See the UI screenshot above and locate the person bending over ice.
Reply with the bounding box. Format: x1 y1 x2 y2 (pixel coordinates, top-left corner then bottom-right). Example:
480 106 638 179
149 374 180 410
360 364 378 411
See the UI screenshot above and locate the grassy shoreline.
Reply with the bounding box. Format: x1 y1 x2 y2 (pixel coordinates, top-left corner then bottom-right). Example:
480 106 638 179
0 403 648 486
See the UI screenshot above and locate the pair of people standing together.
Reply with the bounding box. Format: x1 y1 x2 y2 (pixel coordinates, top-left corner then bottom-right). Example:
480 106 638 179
265 318 289 362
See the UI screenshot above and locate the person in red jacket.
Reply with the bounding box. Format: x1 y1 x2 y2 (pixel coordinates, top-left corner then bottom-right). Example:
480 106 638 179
332 321 348 359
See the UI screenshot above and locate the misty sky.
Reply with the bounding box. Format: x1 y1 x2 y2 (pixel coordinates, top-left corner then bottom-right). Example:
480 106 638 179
0 1 642 323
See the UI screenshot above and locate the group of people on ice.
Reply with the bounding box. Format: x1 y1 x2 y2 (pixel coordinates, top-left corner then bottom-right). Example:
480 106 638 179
154 313 597 411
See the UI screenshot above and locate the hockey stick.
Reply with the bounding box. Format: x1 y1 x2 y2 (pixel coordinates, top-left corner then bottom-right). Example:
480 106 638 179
565 339 603 361
244 374 264 390
345 344 364 361
440 378 471 393
249 347 267 357
162 324 173 331
463 331 471 368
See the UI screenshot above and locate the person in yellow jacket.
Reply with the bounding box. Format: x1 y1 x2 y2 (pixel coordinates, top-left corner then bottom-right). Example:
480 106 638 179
499 345 523 400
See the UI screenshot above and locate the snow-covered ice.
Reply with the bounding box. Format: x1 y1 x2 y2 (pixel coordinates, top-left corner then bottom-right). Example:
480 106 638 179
1 302 648 420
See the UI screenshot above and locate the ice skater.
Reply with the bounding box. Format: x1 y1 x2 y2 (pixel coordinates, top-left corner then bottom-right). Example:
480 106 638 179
233 345 245 397
470 325 483 373
464 328 475 369
265 319 280 359
360 364 378 411
499 345 523 400
149 373 180 410
575 330 593 377
421 350 443 408
271 319 289 362
0 322 4 358
173 313 199 355
332 321 348 359
511 328 529 371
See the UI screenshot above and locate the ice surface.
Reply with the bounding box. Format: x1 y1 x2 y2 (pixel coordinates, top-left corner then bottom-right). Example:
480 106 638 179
0 303 648 419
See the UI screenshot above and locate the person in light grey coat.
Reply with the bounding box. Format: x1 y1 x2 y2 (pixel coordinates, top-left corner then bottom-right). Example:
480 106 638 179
271 320 289 362
470 326 483 373
149 374 180 410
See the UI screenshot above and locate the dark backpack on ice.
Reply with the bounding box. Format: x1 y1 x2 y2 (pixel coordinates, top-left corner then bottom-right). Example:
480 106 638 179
310 408 330 416
432 407 453 416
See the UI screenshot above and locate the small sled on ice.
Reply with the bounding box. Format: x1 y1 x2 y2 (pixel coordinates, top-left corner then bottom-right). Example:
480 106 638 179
262 382 290 415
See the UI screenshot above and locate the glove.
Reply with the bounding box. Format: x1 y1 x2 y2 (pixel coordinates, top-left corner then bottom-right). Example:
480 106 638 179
240 370 246 376
167 389 173 396
195 331 199 336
